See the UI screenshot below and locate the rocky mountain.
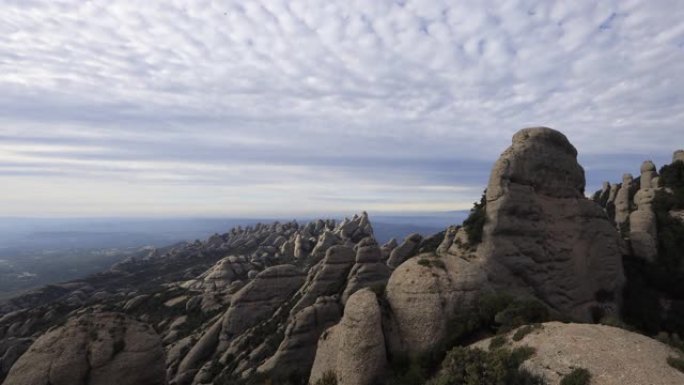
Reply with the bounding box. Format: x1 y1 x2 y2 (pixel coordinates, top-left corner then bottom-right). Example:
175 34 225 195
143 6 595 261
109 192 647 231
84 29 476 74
2 127 683 385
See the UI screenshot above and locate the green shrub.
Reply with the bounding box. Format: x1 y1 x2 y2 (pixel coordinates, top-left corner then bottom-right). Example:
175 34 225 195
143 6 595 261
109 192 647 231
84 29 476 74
560 368 591 385
418 258 432 267
386 357 427 385
417 258 447 271
463 193 487 246
667 356 684 373
489 335 508 349
445 293 550 348
656 332 684 352
512 324 541 342
313 371 338 385
431 346 544 385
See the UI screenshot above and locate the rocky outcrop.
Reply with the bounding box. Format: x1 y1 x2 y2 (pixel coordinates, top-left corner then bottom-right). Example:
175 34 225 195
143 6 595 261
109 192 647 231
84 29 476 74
640 160 658 189
385 252 486 355
309 289 386 385
310 231 340 263
380 238 398 261
474 322 684 385
221 265 305 339
614 174 634 228
258 297 341 377
290 246 355 316
386 233 422 269
630 182 659 261
3 312 166 385
674 149 684 163
480 127 624 321
0 337 33 382
341 239 391 303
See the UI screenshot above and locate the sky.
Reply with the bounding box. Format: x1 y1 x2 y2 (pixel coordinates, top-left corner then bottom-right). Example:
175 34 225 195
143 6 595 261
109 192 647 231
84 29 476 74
1 0 683 217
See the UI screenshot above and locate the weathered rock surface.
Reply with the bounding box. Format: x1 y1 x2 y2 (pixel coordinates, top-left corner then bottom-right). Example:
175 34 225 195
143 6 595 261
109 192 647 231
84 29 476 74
640 160 658 189
480 127 624 321
674 149 684 163
0 337 33 382
221 265 305 339
614 174 634 227
385 253 486 355
290 246 355 316
386 233 423 269
309 289 386 385
630 167 660 262
474 322 684 385
258 297 341 377
341 240 391 303
4 312 166 385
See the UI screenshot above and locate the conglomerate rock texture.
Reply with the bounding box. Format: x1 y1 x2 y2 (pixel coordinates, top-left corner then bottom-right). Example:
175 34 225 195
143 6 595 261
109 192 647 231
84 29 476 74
479 127 624 321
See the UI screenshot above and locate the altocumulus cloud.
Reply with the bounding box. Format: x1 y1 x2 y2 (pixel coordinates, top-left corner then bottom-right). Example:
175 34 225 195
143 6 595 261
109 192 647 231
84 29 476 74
0 0 683 216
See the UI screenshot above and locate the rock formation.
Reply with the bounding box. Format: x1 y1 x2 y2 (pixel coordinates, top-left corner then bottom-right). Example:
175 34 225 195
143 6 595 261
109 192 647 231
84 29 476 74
474 322 684 385
220 265 305 339
385 252 486 355
386 233 423 269
640 160 658 189
614 173 634 228
290 246 355 316
3 312 166 385
341 238 391 303
674 149 684 163
479 127 624 321
309 289 386 385
258 296 341 377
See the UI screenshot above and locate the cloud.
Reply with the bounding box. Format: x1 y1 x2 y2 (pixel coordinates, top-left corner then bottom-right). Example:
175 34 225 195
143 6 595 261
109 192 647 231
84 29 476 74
0 0 683 216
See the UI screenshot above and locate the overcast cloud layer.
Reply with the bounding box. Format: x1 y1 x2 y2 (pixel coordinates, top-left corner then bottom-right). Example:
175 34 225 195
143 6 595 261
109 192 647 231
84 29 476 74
1 0 683 217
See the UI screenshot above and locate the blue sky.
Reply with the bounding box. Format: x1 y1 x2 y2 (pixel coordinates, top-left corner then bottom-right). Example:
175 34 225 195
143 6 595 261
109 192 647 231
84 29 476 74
1 0 683 217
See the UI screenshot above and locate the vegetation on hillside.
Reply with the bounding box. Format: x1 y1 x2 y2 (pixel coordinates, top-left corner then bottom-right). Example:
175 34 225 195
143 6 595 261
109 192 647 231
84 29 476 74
463 192 487 246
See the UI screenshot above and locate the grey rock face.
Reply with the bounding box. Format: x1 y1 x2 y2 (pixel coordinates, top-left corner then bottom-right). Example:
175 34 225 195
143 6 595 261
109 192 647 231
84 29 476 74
614 174 634 228
386 233 423 269
3 312 166 385
385 253 486 356
640 160 658 189
341 243 391 303
309 289 386 385
674 149 684 163
290 246 355 316
221 265 305 339
258 297 341 377
630 186 659 261
480 127 624 321
0 337 33 382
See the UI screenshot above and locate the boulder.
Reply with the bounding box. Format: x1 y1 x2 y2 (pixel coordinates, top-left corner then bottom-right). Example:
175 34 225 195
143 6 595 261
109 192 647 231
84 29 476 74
3 312 166 385
387 233 423 269
474 322 684 385
309 289 386 385
385 253 486 355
